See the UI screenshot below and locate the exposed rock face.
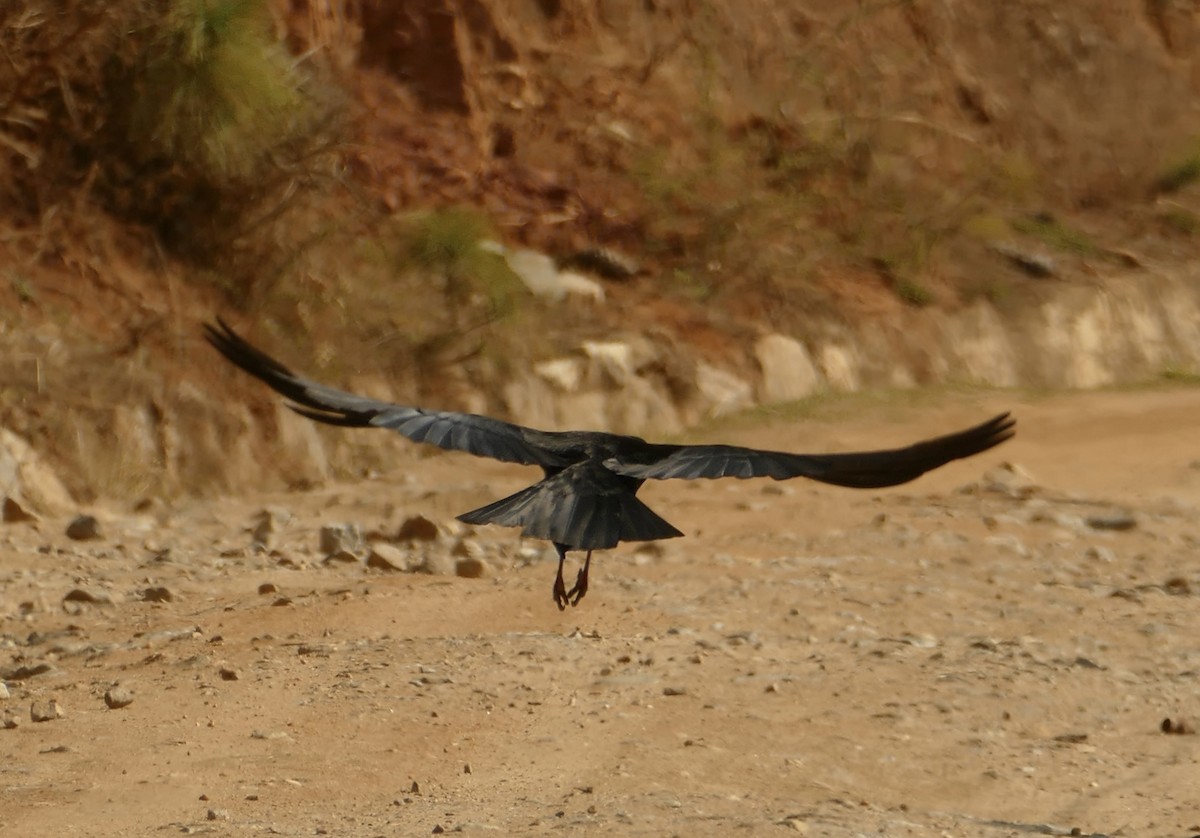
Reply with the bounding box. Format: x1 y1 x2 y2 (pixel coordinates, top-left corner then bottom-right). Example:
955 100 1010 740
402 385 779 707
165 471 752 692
754 334 820 404
9 269 1200 499
0 428 74 515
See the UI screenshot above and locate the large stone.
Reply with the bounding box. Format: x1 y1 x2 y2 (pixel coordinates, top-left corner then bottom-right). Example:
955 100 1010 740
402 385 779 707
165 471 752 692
0 428 74 515
487 244 605 303
754 334 821 404
396 514 439 542
694 362 753 418
816 344 862 392
319 523 363 557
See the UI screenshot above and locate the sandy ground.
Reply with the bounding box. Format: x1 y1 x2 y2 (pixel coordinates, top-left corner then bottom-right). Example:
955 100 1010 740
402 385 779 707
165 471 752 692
2 387 1199 837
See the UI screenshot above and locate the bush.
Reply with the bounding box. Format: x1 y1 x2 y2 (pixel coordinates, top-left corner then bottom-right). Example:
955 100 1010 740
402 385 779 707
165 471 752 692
0 0 343 274
127 0 307 183
398 207 524 328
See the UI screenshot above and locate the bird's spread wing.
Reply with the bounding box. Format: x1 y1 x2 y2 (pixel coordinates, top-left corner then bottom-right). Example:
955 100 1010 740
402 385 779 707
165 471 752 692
605 413 1016 489
204 319 567 468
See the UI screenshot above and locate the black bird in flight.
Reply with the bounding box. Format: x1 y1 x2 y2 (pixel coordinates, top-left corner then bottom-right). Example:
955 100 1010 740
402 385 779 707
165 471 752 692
205 320 1015 610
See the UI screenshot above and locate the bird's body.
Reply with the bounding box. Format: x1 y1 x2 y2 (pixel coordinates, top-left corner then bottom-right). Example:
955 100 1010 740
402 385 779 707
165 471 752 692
205 320 1016 609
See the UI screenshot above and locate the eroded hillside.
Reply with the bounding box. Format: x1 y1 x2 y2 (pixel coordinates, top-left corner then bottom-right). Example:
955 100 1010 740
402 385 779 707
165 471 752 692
2 0 1200 500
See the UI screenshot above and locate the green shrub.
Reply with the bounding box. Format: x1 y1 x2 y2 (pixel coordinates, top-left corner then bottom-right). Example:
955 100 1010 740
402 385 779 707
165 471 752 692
398 207 523 323
127 0 308 182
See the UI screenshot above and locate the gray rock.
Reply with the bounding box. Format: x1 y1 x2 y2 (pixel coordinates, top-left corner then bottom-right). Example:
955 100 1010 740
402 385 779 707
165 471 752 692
323 550 361 566
482 242 605 303
989 240 1056 278
1086 512 1137 532
251 506 291 550
695 362 753 418
455 557 490 579
104 686 134 709
366 543 409 572
560 245 639 279
0 428 74 515
30 699 63 722
319 523 363 557
2 496 37 523
971 462 1038 499
4 663 52 680
62 588 114 608
65 514 101 541
754 334 821 404
396 515 439 543
816 343 862 392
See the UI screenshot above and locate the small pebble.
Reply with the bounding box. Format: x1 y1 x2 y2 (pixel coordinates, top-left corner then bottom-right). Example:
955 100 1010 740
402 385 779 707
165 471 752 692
1086 512 1137 532
319 523 363 558
65 514 101 541
1164 576 1192 596
323 550 361 565
63 588 112 606
105 686 135 709
1162 717 1196 735
366 543 408 572
30 699 64 722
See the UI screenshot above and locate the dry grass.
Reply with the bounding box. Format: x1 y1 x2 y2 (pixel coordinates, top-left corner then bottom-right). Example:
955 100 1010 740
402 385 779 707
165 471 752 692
1 0 349 285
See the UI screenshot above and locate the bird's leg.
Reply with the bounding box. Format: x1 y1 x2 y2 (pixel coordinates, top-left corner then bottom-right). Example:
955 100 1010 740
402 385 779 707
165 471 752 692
567 550 592 607
552 544 570 611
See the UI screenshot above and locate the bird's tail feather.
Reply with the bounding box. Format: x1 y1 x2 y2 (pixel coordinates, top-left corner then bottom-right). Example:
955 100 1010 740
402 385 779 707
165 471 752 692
458 483 681 550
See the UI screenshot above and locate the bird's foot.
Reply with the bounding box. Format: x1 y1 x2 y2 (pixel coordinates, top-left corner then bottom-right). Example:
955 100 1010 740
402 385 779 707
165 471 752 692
553 571 569 611
566 566 589 607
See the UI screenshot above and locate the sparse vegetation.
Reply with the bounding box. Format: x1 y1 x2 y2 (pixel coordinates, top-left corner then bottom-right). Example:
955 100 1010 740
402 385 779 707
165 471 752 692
1155 150 1200 195
893 278 934 307
1159 204 1199 235
1011 214 1097 255
1160 364 1200 384
3 0 1200 503
127 0 307 182
397 207 524 326
1 0 345 277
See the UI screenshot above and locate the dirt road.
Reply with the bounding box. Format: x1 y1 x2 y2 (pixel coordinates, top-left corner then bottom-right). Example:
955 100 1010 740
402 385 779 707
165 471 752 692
2 387 1199 836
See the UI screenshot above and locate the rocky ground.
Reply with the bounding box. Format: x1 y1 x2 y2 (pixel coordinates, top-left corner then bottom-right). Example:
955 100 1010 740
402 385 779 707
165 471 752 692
2 387 1199 837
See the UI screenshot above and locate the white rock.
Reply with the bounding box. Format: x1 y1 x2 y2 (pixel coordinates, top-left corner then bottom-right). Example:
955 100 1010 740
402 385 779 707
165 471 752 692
0 428 74 515
695 363 753 418
754 334 821 403
534 358 584 392
816 343 861 392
